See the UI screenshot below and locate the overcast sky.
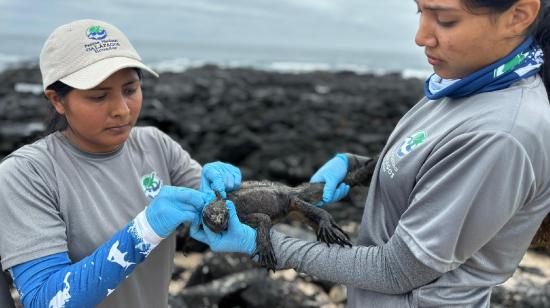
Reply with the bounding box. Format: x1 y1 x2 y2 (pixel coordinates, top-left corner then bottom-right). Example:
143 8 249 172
0 0 426 71
0 1 419 48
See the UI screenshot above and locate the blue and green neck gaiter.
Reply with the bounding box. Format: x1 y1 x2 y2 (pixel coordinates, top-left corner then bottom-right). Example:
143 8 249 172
425 37 544 100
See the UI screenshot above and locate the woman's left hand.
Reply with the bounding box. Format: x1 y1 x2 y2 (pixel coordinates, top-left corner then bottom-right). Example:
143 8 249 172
145 186 209 238
200 161 242 198
310 153 350 206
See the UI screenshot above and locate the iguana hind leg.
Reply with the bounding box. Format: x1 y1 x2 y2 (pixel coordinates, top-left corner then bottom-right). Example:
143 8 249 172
241 213 277 271
290 197 352 247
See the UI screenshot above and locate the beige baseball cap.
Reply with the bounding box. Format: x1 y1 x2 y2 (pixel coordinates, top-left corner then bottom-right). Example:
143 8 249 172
40 19 158 91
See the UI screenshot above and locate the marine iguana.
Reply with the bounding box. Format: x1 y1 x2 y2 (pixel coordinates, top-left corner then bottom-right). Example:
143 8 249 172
201 154 376 270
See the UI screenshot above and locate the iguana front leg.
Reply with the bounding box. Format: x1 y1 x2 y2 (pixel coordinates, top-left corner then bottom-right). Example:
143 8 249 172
290 197 352 247
241 213 277 271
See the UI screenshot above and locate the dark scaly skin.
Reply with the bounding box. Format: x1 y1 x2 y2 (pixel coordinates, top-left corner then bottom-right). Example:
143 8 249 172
530 214 550 254
202 155 376 271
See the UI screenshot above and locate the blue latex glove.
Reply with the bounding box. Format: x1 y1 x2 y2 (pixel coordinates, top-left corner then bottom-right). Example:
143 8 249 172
190 200 257 255
310 153 351 206
145 186 210 238
200 162 242 199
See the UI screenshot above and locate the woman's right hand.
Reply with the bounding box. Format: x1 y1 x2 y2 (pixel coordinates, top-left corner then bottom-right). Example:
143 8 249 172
310 153 351 206
190 200 257 255
145 186 211 238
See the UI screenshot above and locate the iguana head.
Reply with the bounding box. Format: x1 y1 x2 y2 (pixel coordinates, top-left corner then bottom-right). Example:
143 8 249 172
201 191 229 233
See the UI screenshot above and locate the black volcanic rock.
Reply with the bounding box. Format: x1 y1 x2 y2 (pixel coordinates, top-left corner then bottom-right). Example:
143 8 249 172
0 65 424 186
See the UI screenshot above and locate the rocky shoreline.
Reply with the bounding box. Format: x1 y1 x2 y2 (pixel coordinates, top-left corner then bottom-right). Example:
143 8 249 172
0 65 421 179
1 65 549 307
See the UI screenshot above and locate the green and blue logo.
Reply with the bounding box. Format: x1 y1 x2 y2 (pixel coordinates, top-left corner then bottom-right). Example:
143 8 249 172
86 25 107 40
141 172 162 199
493 52 527 78
397 131 427 158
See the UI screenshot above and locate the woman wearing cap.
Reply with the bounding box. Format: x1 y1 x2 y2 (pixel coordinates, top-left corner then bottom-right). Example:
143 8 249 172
192 0 550 307
0 20 241 307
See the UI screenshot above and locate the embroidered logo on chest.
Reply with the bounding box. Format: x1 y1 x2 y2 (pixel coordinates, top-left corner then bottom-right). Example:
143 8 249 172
141 172 162 199
396 130 427 158
382 130 428 179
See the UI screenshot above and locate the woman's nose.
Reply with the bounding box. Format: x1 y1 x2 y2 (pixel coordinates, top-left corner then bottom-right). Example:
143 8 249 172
110 94 130 118
415 16 437 47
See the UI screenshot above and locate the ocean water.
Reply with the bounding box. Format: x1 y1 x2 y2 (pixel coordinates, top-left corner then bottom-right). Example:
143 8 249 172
0 0 432 77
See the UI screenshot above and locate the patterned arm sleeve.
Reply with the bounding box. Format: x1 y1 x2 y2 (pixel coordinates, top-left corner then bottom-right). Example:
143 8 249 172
9 210 162 308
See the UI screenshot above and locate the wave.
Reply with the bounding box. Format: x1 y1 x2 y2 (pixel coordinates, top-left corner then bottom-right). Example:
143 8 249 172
0 53 32 72
0 54 431 80
149 57 431 79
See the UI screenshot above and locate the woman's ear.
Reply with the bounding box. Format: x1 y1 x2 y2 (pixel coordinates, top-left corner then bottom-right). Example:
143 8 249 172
507 0 541 37
44 90 66 115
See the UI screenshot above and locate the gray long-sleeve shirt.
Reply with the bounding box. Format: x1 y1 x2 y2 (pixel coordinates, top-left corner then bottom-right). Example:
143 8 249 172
0 126 202 308
270 75 550 307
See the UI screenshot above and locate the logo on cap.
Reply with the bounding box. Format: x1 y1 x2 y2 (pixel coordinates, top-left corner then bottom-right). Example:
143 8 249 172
86 26 107 40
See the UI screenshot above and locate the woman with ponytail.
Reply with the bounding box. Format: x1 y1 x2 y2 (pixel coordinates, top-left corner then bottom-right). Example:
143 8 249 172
194 1 550 307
